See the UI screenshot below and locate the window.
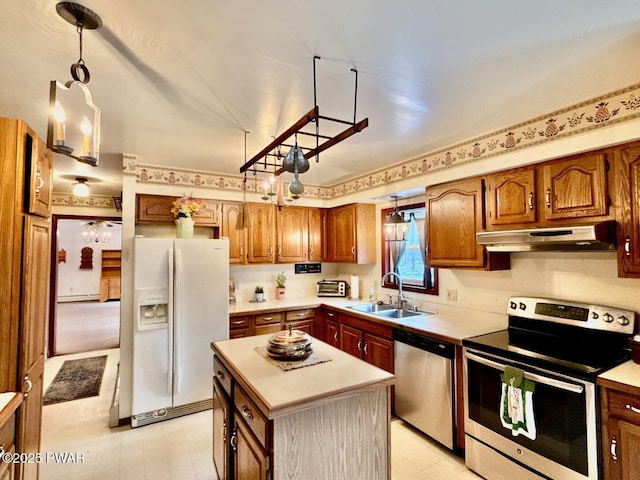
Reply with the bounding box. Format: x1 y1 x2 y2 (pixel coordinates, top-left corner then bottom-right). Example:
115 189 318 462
381 202 438 295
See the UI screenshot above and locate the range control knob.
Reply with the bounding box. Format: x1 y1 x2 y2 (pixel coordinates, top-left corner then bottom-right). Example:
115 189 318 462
519 302 526 311
509 301 517 310
591 312 600 320
618 316 630 326
603 313 614 323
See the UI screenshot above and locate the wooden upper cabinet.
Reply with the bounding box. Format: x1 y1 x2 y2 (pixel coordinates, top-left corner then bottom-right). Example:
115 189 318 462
615 142 640 277
307 207 325 262
247 203 275 264
221 202 246 264
136 194 220 226
277 206 308 263
542 153 608 221
427 177 486 268
326 203 375 264
485 168 537 227
25 128 53 218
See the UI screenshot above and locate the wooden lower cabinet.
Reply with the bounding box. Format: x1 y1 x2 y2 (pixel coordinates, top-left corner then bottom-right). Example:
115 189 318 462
338 313 394 373
229 309 317 339
213 377 230 480
600 382 640 479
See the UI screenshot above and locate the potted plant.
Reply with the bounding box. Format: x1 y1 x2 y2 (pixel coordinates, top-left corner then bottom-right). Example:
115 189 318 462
254 285 264 303
275 271 286 300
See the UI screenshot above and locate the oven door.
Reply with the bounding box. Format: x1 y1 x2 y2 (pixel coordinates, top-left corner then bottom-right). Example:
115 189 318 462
464 348 598 480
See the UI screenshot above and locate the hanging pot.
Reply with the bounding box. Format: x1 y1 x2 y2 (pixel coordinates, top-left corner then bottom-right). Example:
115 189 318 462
283 145 309 174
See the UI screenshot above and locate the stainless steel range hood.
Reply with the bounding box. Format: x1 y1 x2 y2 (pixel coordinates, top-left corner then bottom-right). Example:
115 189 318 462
476 221 616 252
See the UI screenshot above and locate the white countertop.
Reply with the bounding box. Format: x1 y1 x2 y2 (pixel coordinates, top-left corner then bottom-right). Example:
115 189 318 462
598 360 640 391
230 297 508 345
212 334 394 419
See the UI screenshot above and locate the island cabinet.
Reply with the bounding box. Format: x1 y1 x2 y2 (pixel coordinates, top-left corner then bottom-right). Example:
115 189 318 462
136 194 221 226
615 142 640 277
229 308 316 339
211 335 394 480
426 177 509 270
338 313 394 373
599 374 640 480
0 393 22 480
326 203 376 264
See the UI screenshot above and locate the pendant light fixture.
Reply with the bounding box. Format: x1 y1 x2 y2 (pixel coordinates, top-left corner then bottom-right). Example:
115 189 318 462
47 2 102 167
385 195 409 242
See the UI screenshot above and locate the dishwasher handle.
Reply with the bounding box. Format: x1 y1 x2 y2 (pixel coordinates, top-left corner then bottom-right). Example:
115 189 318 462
394 330 455 359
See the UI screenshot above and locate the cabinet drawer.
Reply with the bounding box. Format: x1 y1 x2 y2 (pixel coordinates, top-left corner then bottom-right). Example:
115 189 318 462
254 312 283 326
255 323 281 336
229 315 251 330
213 356 233 397
234 384 268 447
0 414 15 453
285 309 315 321
607 389 640 424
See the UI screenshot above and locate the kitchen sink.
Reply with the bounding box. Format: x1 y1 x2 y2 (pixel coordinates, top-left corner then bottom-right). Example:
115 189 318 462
347 303 423 318
348 303 395 313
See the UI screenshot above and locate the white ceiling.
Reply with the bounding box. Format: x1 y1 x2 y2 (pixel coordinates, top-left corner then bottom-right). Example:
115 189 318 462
2 1 640 197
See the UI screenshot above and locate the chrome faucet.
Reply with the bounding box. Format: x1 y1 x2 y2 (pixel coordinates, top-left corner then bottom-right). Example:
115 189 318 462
381 272 406 308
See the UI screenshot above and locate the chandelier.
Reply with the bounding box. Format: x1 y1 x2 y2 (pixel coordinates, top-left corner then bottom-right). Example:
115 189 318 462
240 56 368 199
82 221 112 243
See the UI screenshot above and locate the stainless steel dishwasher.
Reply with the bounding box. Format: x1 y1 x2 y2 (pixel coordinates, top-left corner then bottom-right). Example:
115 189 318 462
394 330 455 450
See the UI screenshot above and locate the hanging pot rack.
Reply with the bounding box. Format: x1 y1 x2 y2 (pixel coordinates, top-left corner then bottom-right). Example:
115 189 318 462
239 56 369 176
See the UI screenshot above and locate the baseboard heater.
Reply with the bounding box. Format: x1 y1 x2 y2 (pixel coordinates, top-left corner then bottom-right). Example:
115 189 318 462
131 399 213 428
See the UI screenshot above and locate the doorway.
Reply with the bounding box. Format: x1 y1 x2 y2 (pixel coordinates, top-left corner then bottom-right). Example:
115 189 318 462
48 214 122 357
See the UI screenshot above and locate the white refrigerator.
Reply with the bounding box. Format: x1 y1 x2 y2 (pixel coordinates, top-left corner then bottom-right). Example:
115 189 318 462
131 237 229 427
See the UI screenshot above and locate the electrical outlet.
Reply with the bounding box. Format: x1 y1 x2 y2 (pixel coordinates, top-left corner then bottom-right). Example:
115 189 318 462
447 289 457 302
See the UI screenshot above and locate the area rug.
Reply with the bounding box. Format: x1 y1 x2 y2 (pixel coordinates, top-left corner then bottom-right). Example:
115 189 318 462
43 355 107 405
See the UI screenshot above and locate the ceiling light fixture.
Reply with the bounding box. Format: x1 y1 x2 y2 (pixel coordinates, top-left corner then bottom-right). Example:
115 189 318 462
82 221 112 243
73 177 90 197
239 56 369 196
47 2 102 167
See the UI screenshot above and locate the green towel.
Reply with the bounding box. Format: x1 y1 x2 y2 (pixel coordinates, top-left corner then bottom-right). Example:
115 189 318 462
501 366 535 392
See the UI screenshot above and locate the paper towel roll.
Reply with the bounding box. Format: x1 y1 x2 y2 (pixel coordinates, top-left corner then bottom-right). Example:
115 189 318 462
350 274 360 300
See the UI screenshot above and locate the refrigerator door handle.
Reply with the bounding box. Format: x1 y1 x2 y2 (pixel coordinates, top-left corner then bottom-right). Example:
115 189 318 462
167 248 174 395
173 247 182 395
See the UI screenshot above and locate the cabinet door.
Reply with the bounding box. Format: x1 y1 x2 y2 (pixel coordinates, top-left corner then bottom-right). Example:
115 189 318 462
427 177 485 268
213 378 230 480
17 216 49 480
605 416 640 480
363 333 394 373
326 319 340 348
247 204 275 264
616 144 640 277
277 207 307 263
221 202 246 264
307 207 325 262
234 416 270 480
25 130 52 218
327 204 357 263
136 194 175 223
340 324 363 359
485 168 536 227
542 153 608 221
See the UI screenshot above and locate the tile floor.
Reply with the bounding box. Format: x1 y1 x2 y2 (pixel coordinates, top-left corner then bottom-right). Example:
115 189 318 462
40 349 480 480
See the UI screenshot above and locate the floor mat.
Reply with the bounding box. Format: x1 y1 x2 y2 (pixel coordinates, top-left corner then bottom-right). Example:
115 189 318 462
43 355 107 405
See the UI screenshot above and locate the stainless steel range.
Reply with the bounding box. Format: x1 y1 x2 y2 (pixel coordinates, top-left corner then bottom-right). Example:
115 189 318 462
463 297 635 480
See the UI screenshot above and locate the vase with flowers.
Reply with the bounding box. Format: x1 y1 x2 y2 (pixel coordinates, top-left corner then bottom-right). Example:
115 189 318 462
171 195 207 238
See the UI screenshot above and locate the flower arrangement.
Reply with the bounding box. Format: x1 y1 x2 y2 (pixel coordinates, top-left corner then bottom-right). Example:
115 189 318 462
276 272 286 288
171 195 207 218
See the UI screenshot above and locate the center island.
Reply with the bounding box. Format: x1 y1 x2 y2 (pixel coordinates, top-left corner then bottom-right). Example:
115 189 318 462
211 333 395 480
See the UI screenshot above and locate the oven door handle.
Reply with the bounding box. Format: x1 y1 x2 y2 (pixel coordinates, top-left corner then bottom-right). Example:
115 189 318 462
466 351 585 394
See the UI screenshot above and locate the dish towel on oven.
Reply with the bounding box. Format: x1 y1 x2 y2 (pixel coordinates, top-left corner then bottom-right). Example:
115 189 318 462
500 366 536 440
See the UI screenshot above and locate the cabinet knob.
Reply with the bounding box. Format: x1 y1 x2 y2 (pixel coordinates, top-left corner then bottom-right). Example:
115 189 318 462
333 331 338 342
357 340 362 352
545 188 551 208
230 428 237 451
625 403 640 414
363 343 368 355
351 246 356 254
216 370 226 380
35 170 44 196
23 375 33 398
241 405 254 420
528 192 534 210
